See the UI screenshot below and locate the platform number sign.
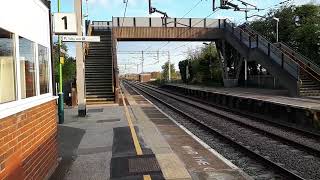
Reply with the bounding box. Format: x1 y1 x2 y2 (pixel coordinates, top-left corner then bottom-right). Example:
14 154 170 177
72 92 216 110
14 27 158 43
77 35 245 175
61 16 68 30
53 13 77 35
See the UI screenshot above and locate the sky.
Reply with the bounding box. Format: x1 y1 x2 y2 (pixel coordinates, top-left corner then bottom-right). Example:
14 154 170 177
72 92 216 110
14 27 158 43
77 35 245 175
51 0 319 74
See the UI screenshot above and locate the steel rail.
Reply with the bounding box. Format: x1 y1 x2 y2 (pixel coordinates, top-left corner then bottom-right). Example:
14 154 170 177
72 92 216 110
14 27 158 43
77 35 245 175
145 83 320 140
134 81 320 158
125 80 305 180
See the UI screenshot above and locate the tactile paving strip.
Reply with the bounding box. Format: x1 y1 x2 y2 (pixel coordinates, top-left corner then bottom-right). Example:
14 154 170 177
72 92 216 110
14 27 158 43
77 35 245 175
141 107 175 125
110 154 163 178
144 113 168 119
133 96 150 104
128 156 161 173
87 108 104 113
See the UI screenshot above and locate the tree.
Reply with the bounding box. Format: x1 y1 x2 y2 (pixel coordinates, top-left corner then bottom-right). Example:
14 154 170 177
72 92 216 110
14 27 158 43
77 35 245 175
53 43 76 83
161 62 176 80
178 44 223 85
179 60 191 83
249 4 320 65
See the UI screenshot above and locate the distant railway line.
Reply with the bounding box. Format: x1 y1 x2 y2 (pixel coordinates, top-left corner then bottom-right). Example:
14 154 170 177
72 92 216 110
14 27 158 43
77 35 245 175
123 80 320 180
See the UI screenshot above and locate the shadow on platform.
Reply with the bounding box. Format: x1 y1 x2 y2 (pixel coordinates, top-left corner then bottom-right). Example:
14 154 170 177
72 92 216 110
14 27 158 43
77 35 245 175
50 125 86 180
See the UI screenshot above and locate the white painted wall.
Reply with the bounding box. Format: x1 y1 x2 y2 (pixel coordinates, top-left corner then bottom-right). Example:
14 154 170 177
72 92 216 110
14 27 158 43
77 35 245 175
0 0 55 119
0 0 50 47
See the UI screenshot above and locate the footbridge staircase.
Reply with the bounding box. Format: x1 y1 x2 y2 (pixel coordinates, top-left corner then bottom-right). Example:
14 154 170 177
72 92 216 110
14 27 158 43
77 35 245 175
84 17 320 104
237 23 320 96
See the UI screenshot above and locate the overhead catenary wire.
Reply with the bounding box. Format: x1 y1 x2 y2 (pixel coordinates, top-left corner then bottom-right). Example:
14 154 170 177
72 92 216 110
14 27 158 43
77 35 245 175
119 1 129 37
117 0 129 50
236 0 293 23
157 8 221 51
144 0 205 51
172 0 293 55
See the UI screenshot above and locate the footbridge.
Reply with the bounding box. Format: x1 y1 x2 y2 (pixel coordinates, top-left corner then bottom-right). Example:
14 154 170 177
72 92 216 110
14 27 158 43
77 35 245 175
84 17 320 104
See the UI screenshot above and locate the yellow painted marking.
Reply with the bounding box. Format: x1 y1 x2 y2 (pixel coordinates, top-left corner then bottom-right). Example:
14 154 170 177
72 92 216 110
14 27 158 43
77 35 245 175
120 88 143 155
143 175 152 180
120 86 152 180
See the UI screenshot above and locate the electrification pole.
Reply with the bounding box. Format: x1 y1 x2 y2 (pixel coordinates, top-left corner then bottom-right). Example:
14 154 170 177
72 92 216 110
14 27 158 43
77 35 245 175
57 0 64 124
141 51 144 73
244 58 247 87
168 51 171 81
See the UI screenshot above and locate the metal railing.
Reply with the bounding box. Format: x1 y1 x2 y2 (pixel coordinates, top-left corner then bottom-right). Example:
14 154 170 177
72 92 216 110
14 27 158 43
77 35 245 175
112 17 224 29
91 21 112 30
242 24 320 82
224 19 299 80
274 42 320 82
85 18 314 82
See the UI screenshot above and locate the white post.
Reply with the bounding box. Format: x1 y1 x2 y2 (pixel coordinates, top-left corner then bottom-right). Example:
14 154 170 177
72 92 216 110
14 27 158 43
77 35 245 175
276 21 279 42
244 58 248 86
157 50 159 63
168 51 171 81
273 17 279 43
137 64 139 74
141 51 144 73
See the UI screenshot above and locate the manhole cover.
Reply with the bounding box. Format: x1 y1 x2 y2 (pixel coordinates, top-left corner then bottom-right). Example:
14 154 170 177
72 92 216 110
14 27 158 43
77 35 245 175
87 108 103 113
128 156 161 173
96 119 120 123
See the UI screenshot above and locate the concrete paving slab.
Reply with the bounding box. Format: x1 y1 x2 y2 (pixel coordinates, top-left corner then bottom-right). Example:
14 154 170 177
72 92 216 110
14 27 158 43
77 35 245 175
51 106 128 180
156 153 192 180
65 152 111 180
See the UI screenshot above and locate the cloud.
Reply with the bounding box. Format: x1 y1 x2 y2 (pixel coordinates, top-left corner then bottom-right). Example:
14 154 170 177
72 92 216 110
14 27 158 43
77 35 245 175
88 0 109 8
293 0 320 5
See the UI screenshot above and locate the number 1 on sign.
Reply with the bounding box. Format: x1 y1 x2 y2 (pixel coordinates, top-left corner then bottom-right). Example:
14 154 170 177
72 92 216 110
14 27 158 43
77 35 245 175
62 16 68 30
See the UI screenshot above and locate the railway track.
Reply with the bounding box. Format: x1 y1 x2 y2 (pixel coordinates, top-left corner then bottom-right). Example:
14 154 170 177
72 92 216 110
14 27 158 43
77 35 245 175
123 80 320 180
138 83 320 155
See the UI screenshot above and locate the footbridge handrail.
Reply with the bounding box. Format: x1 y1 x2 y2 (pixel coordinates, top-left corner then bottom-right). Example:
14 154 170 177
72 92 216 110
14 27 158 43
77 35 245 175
242 24 320 82
112 17 224 29
274 42 320 82
224 19 300 80
91 21 113 29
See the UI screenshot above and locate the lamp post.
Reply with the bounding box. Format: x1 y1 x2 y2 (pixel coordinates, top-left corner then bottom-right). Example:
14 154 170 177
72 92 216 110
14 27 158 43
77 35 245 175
246 15 279 43
273 17 279 43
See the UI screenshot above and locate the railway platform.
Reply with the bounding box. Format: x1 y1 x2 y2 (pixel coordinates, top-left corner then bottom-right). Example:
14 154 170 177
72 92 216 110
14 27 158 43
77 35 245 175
163 83 320 130
50 85 251 180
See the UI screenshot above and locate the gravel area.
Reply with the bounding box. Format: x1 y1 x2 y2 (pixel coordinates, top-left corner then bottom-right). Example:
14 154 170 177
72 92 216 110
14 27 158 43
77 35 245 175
127 81 320 180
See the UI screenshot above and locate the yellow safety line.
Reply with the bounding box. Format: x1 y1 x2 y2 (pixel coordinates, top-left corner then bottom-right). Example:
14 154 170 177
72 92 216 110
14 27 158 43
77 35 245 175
121 87 153 180
143 175 152 180
120 88 143 155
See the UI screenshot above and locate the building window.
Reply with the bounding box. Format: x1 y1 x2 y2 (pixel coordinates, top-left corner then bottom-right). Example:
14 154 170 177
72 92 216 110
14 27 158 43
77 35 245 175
38 44 49 94
0 28 16 104
19 37 36 98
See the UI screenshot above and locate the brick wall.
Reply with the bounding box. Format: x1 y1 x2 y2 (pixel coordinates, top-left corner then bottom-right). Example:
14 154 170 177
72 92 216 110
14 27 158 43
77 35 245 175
0 100 58 180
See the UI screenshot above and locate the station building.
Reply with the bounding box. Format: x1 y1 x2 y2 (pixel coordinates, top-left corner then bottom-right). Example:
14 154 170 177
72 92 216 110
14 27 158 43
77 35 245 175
0 0 58 179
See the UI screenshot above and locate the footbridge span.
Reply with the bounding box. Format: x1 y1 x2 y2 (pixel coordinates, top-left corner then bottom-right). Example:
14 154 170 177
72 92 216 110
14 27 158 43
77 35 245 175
83 17 320 104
